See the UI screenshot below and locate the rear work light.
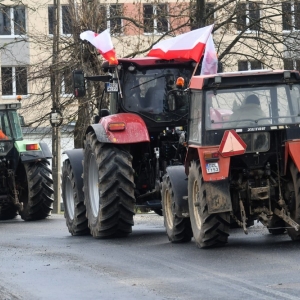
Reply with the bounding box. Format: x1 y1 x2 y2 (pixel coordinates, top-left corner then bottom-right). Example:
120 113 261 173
108 122 126 131
176 77 185 88
26 144 39 151
204 151 219 161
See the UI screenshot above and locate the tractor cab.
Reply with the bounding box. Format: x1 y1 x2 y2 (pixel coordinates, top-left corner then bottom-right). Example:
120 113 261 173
0 103 23 156
73 57 197 131
188 70 300 149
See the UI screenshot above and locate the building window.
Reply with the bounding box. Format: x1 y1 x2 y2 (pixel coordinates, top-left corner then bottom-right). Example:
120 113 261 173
236 2 260 31
61 70 73 96
282 2 300 31
238 60 262 71
283 58 300 71
97 4 123 34
190 2 215 30
143 4 168 34
48 5 72 35
0 6 26 36
109 4 123 35
1 67 28 96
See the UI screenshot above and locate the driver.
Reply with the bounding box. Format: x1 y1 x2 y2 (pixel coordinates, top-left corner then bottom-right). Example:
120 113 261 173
224 94 267 127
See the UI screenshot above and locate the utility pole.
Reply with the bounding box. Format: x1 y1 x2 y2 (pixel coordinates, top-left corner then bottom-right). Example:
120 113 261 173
196 0 206 28
51 0 62 214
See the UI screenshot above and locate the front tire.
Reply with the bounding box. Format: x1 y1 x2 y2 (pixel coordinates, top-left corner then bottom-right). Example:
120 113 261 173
161 175 192 243
188 161 230 248
83 132 135 238
62 159 89 235
19 161 54 221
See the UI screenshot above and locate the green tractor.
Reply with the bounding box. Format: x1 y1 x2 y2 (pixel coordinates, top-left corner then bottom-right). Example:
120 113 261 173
0 102 54 221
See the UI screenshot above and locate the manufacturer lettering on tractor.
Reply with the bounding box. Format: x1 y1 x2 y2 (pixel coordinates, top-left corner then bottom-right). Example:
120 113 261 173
247 127 266 132
206 162 220 174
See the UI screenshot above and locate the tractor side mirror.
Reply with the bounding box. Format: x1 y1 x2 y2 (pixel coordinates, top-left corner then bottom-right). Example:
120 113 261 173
73 70 86 98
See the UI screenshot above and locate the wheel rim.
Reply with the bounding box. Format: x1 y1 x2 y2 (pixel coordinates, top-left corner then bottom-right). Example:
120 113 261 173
88 153 100 217
164 187 173 229
65 176 75 220
192 179 202 231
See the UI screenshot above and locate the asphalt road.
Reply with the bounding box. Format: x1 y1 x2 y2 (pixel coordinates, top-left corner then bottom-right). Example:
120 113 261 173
1 214 300 300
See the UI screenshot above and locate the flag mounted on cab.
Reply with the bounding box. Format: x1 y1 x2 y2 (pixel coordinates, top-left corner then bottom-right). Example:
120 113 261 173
80 29 118 65
147 24 214 62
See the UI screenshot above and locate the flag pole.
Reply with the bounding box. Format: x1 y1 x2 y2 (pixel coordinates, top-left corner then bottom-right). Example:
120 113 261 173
188 60 201 88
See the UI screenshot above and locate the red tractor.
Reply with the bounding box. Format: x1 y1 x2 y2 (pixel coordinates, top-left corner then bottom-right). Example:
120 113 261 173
62 57 197 237
162 69 300 248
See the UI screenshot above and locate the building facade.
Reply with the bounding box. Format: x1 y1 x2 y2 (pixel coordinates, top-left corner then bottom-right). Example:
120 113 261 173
0 0 299 125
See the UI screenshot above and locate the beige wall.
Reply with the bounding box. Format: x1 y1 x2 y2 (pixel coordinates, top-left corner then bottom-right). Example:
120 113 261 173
0 0 291 124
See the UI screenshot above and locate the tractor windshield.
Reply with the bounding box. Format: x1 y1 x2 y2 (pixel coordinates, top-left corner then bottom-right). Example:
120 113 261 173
0 111 23 140
205 84 300 129
122 68 191 122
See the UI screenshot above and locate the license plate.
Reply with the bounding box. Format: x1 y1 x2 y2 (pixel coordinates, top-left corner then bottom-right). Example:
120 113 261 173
206 162 219 174
105 82 118 92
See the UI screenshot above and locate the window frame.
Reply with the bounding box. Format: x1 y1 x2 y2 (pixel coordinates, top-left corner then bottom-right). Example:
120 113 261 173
1 66 28 99
282 1 300 32
107 4 123 35
143 3 169 35
238 60 263 71
61 70 73 97
190 2 215 30
236 2 261 33
0 6 26 37
48 5 72 36
283 58 300 71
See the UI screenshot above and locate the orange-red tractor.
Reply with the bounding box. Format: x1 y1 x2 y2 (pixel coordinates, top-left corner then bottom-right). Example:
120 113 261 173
162 70 300 248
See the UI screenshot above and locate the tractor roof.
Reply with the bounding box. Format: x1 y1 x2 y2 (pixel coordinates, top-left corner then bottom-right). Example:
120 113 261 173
102 57 195 70
189 69 300 90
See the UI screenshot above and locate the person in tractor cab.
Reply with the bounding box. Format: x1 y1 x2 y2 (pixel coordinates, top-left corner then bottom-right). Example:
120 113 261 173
133 76 164 113
224 94 267 127
137 77 150 106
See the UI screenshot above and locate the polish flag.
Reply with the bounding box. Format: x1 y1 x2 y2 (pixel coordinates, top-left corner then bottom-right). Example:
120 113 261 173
80 29 118 65
147 24 214 62
200 34 218 75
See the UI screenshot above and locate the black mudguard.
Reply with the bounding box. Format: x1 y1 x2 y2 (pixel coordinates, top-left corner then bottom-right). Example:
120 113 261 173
63 149 84 198
165 165 189 218
86 124 111 143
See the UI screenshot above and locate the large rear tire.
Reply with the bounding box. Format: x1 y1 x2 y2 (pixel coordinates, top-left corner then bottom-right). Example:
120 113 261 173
19 161 54 221
286 161 300 241
162 174 192 243
188 161 230 248
62 159 89 235
83 132 135 238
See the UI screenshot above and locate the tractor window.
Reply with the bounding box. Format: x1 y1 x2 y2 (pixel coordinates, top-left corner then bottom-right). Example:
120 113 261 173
188 91 202 144
122 68 191 122
0 112 12 139
9 111 23 139
205 84 300 129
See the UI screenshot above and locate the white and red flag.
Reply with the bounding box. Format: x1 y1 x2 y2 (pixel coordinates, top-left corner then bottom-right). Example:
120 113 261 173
80 29 118 65
200 34 218 75
147 24 214 62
